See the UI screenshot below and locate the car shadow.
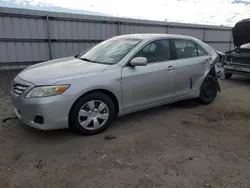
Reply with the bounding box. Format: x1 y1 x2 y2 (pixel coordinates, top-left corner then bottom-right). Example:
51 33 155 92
115 99 201 126
225 75 250 86
168 98 200 109
11 99 201 139
17 121 79 142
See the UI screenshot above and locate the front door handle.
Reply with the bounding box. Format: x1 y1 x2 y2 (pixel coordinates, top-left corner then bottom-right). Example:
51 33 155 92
166 65 175 71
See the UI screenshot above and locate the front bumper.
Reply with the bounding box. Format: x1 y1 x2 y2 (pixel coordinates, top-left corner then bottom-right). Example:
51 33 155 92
11 78 74 130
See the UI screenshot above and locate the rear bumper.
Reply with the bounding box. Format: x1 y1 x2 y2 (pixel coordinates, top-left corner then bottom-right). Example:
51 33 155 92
224 64 250 76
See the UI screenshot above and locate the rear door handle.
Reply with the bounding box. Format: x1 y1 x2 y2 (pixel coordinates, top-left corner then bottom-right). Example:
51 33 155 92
204 57 211 64
166 65 175 71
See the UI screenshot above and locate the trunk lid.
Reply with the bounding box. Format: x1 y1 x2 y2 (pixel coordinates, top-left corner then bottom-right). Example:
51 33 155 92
226 19 250 66
232 19 250 47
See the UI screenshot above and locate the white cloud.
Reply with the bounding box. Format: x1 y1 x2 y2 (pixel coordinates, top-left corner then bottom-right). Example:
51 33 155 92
2 0 250 26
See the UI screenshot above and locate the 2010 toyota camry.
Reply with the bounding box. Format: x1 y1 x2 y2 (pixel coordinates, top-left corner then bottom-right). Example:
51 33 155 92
11 34 220 134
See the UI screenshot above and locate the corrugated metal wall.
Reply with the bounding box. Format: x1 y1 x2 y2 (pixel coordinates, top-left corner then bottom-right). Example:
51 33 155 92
0 7 233 69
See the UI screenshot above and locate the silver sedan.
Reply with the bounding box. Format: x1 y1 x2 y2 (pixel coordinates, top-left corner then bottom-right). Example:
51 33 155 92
11 34 220 134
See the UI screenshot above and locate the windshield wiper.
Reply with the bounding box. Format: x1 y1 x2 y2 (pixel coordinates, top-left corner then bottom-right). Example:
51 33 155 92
75 56 110 65
75 56 95 63
80 57 94 62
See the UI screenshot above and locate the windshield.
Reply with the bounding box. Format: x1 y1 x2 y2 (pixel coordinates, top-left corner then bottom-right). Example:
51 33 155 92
79 38 142 64
240 43 250 49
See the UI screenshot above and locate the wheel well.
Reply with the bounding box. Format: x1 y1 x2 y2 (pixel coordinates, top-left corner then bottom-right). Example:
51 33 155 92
93 89 119 116
69 89 119 120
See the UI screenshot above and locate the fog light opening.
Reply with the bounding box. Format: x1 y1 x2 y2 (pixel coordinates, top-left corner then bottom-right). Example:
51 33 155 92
34 116 44 124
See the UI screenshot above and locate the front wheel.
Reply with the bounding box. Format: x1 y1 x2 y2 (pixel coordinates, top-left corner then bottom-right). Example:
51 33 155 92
199 75 218 105
69 92 115 135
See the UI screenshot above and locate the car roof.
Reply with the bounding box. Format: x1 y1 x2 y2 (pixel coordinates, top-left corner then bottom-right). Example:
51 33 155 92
112 33 196 41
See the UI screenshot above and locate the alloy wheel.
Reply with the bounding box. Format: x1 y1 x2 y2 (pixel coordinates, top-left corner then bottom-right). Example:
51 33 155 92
78 100 109 130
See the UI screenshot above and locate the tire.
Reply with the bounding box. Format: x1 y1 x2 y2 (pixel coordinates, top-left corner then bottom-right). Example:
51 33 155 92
225 73 232 79
199 75 218 105
69 92 115 135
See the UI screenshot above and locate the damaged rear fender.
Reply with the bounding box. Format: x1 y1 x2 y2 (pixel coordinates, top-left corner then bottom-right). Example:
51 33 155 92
196 65 221 95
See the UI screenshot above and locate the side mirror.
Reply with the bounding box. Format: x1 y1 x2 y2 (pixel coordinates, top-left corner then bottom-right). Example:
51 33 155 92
130 57 148 67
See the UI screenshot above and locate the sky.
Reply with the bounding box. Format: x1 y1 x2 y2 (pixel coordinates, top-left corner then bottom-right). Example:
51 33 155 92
1 0 250 26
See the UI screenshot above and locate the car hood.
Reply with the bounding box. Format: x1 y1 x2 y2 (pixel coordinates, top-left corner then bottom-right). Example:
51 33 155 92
17 56 109 85
232 19 250 47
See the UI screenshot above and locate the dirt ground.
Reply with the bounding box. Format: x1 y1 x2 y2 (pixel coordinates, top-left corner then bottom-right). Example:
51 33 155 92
1 70 250 188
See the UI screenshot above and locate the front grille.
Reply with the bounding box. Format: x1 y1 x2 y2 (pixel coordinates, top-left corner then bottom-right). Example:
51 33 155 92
12 82 29 96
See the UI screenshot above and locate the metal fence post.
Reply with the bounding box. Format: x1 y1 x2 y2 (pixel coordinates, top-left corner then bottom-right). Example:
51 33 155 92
203 27 206 42
46 15 52 60
229 33 233 50
166 25 169 34
117 21 121 35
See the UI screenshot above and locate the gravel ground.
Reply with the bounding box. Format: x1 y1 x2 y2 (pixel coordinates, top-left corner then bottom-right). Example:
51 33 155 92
1 70 250 188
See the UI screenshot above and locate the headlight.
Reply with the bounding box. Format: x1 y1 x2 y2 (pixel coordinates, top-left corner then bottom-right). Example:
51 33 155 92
25 85 70 98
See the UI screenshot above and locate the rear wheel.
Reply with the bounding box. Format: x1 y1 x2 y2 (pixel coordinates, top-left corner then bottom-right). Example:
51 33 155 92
199 75 218 105
69 92 115 135
225 73 232 79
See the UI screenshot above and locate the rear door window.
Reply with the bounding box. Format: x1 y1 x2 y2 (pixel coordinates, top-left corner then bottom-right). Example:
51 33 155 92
197 44 208 56
173 39 198 59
